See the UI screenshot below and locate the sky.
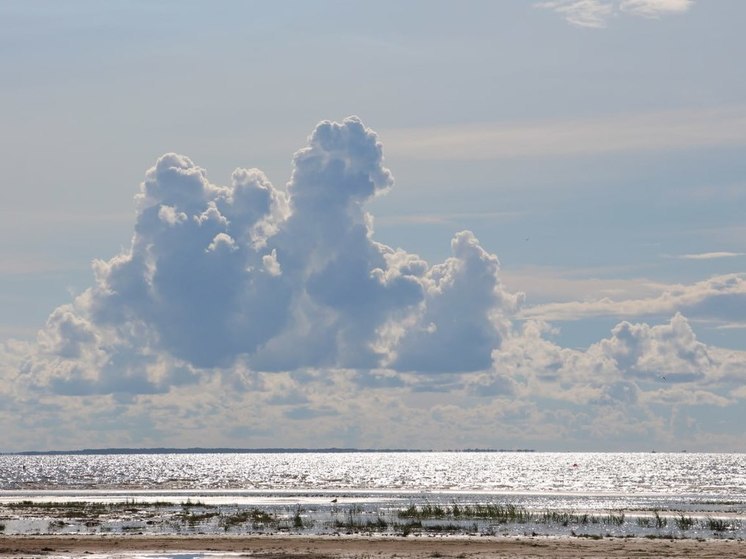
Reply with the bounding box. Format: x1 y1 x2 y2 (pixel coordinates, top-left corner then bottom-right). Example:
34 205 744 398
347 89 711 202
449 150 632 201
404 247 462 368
1 0 745 452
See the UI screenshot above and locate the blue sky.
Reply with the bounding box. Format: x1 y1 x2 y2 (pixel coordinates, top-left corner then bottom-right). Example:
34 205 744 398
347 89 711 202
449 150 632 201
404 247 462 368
2 0 745 451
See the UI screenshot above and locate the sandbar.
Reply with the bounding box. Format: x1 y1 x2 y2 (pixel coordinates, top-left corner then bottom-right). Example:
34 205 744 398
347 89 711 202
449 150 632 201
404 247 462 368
1 534 745 558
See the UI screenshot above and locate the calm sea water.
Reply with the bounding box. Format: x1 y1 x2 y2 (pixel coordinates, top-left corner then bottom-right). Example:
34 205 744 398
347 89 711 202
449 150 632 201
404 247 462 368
2 451 744 494
0 452 744 539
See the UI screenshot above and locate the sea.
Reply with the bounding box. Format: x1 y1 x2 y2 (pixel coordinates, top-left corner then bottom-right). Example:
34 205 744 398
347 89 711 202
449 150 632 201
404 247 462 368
1 451 744 544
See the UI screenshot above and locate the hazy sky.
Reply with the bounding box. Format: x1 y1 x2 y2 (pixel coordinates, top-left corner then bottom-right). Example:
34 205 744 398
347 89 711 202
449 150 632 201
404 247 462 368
2 0 745 452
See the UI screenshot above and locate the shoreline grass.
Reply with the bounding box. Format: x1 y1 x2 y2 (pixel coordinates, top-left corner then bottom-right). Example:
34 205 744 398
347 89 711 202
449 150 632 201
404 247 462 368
1 500 742 540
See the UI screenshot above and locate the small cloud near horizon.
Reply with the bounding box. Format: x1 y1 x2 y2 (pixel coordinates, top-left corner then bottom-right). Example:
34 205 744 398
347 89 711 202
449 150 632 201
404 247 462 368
676 252 745 260
536 0 693 28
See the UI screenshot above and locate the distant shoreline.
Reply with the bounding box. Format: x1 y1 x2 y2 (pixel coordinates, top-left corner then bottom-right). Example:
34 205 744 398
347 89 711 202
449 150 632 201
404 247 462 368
5 448 536 456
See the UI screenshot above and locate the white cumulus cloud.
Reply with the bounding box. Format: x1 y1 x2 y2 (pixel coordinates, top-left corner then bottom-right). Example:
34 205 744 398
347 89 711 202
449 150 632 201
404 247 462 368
3 116 745 452
19 117 523 395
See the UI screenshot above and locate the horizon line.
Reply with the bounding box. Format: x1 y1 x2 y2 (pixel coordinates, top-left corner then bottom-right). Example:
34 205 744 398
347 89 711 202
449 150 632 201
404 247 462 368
5 447 538 456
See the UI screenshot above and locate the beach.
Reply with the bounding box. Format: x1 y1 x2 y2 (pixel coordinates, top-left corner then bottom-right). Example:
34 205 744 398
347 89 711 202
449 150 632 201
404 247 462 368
1 534 745 558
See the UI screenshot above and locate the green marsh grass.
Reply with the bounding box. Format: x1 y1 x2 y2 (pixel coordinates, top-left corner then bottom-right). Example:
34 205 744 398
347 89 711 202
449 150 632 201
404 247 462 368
368 516 388 531
177 510 219 525
574 533 603 540
424 523 464 533
636 512 669 529
293 507 305 529
636 516 652 527
334 507 386 532
398 502 532 523
539 511 591 526
603 511 625 526
674 514 695 531
219 508 276 531
396 520 422 536
705 517 729 532
654 510 667 529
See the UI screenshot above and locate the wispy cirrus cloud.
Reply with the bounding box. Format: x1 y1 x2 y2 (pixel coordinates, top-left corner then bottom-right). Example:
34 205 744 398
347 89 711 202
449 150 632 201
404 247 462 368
675 252 745 261
620 0 693 18
537 0 693 28
376 210 525 227
521 273 746 323
382 106 746 161
536 0 614 28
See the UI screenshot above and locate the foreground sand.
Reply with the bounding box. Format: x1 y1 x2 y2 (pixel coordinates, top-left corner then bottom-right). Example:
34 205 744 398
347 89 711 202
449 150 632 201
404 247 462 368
0 535 745 558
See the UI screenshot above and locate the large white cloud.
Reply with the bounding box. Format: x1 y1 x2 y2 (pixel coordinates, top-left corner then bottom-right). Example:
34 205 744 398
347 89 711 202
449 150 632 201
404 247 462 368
3 116 745 452
20 117 522 395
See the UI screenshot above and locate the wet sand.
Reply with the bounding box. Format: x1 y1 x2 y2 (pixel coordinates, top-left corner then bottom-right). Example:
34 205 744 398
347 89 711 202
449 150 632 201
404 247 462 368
0 534 745 558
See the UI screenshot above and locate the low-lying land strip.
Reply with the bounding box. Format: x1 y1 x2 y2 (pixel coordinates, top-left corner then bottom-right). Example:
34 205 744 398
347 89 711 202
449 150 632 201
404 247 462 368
1 534 746 558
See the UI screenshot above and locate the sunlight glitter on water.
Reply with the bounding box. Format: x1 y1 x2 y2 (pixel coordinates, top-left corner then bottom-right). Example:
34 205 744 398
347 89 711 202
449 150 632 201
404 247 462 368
1 452 744 538
3 452 745 494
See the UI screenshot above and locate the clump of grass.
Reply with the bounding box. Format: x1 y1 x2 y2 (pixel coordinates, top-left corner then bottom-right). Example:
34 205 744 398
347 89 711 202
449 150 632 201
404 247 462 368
399 504 419 518
119 499 178 508
0 523 4 532
705 517 729 532
674 514 695 531
603 511 625 526
368 516 388 531
574 533 603 540
178 511 219 525
7 501 111 518
293 507 304 529
333 507 387 533
9 501 96 510
181 499 210 509
219 508 275 531
399 502 532 523
540 511 592 526
61 510 91 519
395 520 422 536
409 504 447 518
470 503 532 523
48 520 66 530
220 510 249 531
6 499 184 518
638 512 671 529
424 523 463 533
